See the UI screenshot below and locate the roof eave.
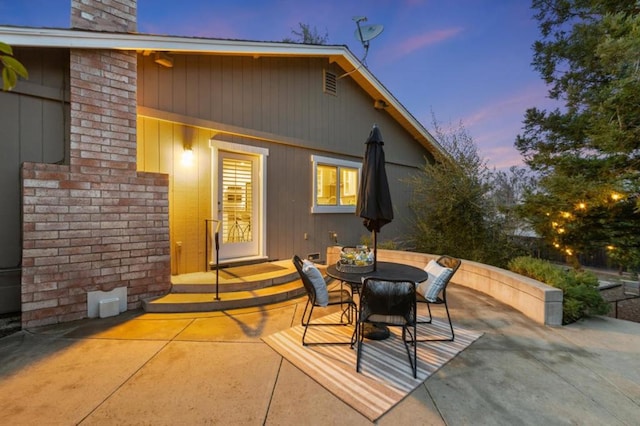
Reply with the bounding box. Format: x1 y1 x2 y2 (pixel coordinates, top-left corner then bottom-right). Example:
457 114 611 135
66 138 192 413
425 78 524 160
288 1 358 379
0 26 447 158
0 26 347 55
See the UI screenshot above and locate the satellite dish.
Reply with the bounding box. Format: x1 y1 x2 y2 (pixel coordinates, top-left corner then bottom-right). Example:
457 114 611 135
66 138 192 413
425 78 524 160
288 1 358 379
354 24 384 43
339 16 384 77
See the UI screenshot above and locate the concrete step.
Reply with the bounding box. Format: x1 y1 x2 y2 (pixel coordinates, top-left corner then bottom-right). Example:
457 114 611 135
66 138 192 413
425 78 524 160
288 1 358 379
142 259 316 313
170 270 299 294
143 279 306 313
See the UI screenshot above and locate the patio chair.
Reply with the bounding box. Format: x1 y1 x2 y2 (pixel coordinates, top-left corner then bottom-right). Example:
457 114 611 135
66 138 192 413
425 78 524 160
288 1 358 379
356 277 417 378
415 255 461 342
292 255 357 346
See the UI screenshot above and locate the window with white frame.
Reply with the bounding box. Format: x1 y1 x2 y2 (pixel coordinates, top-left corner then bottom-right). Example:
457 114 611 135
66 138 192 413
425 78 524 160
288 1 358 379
311 155 361 213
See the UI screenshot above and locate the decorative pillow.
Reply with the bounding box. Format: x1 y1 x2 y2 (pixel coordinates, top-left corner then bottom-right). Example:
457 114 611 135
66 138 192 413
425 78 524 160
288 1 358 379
302 259 329 306
416 260 453 302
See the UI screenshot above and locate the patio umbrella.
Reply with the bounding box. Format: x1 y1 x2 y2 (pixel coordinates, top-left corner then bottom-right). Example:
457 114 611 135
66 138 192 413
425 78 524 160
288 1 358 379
356 124 393 271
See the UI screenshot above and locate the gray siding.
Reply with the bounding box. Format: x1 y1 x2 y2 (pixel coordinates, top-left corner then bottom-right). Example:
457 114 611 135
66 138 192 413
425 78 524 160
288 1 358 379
138 54 428 168
0 48 69 269
138 52 431 270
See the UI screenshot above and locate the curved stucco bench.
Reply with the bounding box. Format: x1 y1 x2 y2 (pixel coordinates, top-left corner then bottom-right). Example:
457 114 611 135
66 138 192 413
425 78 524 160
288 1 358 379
326 246 563 326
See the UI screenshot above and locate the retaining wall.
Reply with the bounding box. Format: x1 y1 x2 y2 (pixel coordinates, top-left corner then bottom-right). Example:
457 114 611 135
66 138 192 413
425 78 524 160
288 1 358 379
327 246 563 326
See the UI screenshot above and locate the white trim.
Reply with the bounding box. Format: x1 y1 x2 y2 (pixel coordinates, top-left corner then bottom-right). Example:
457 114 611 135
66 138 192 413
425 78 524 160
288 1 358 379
311 155 359 169
210 139 269 157
311 155 361 214
0 26 351 57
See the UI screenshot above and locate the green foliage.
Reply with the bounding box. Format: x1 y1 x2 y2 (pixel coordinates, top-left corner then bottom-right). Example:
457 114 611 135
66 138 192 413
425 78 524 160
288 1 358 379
508 255 562 282
516 0 640 266
405 118 529 268
282 23 328 44
0 42 28 91
359 234 400 250
607 245 640 277
508 256 610 324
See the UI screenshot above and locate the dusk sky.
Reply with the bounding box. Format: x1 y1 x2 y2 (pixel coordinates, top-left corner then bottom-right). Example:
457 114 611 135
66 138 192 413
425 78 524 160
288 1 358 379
0 0 559 169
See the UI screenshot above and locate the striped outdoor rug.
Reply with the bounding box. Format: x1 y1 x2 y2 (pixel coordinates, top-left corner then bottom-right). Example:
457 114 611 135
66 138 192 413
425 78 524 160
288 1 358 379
263 312 482 422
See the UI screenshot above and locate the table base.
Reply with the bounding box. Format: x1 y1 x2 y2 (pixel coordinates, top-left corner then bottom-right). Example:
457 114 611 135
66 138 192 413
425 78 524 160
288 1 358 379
363 323 390 340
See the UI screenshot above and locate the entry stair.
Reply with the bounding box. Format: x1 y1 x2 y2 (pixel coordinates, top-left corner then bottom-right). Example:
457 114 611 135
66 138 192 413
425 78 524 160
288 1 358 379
142 259 312 313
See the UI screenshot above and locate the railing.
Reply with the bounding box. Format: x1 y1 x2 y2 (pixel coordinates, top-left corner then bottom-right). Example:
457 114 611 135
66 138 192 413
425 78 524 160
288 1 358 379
607 281 640 319
205 219 221 300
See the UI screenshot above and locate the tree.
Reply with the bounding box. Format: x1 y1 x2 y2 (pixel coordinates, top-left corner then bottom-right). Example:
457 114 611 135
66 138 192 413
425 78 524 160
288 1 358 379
1 42 28 91
515 0 640 270
406 118 527 267
488 166 538 238
282 23 329 45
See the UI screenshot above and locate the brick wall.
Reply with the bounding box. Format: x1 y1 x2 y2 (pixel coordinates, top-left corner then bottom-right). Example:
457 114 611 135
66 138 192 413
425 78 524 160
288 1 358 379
20 0 170 327
21 163 170 327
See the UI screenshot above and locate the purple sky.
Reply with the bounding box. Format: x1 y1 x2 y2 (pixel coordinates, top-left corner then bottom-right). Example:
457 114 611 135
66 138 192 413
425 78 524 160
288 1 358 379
0 0 558 169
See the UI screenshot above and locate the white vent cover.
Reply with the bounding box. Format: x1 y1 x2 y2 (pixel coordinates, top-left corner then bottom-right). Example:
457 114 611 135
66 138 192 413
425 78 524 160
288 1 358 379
87 287 127 318
99 298 120 318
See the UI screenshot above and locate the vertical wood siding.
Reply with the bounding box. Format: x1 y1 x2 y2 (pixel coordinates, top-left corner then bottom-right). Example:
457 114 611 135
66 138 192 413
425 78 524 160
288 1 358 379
137 53 431 271
138 118 212 274
0 48 69 270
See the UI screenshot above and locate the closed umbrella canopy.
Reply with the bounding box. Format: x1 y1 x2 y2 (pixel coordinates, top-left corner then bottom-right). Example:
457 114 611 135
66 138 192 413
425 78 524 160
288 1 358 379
356 124 393 233
356 125 393 271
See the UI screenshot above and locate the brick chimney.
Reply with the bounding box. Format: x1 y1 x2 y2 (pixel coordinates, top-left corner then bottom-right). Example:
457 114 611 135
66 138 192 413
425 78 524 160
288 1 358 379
71 0 137 32
21 0 170 328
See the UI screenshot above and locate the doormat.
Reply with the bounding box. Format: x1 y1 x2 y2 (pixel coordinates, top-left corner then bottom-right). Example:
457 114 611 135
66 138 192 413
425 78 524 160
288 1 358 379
217 263 286 279
263 312 482 422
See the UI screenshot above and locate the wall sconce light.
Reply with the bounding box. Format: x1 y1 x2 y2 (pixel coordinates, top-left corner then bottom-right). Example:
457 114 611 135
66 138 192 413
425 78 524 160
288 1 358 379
154 52 174 68
328 231 338 244
181 146 194 166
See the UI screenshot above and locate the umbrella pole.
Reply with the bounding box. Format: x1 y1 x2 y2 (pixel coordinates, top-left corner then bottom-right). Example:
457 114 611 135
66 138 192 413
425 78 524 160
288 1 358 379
373 230 377 271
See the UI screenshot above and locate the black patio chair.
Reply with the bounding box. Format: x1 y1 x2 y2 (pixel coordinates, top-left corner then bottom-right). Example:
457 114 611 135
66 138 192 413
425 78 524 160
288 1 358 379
356 277 417 378
415 255 461 342
292 255 357 346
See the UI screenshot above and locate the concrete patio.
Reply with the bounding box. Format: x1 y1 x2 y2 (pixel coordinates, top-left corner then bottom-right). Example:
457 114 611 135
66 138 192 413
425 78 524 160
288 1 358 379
0 284 638 425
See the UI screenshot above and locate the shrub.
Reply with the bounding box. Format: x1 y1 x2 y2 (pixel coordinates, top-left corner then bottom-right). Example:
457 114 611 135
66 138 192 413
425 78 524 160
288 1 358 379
359 235 400 251
508 256 610 324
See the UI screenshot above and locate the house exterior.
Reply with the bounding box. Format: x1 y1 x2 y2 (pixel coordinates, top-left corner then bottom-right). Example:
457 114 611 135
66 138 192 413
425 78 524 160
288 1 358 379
0 0 445 327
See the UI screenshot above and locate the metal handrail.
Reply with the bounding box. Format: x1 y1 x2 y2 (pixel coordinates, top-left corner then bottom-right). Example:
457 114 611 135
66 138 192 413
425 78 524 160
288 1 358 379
610 293 640 318
205 219 221 300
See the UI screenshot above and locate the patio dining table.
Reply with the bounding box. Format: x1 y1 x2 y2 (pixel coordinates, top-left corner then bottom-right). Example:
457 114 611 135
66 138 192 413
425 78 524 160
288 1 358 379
326 261 428 294
326 261 428 340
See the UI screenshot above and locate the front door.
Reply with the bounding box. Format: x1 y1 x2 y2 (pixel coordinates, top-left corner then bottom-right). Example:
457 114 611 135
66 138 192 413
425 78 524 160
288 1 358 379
217 150 260 260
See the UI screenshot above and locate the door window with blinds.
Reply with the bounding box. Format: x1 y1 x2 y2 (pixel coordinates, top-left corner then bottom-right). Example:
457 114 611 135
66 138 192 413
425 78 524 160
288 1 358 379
221 157 253 243
212 143 267 262
311 155 361 213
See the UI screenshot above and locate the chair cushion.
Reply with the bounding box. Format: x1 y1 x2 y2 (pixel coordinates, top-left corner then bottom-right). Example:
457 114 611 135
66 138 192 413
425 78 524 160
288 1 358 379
416 260 453 302
302 259 329 306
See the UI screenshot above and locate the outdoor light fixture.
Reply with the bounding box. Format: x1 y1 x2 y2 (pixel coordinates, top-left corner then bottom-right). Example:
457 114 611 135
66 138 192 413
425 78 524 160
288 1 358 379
329 231 338 244
154 52 174 68
374 99 388 110
181 146 194 166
